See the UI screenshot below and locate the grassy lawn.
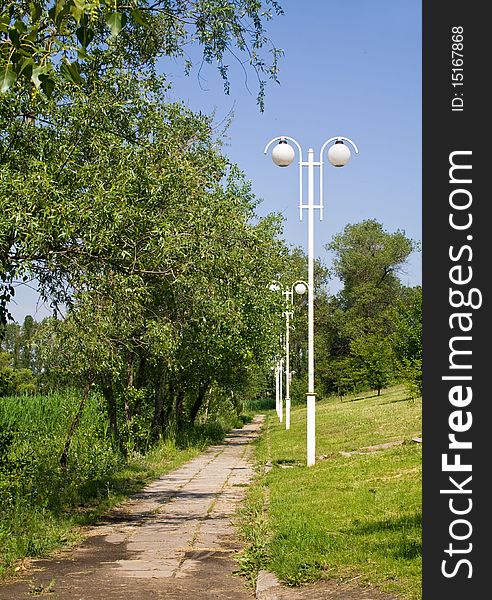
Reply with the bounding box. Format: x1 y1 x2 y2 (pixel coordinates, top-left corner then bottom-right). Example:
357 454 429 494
238 384 422 600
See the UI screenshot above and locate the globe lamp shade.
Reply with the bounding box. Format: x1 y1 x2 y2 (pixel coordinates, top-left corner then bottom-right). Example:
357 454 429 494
294 282 307 295
327 141 351 167
272 140 295 167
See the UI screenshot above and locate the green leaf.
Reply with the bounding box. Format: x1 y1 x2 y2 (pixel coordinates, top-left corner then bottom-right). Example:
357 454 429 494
130 9 149 28
70 0 85 24
14 20 27 34
0 16 9 34
30 2 43 22
17 58 34 77
31 64 55 96
55 0 67 19
76 46 92 61
60 59 83 85
105 11 125 37
8 27 20 48
49 0 70 26
76 24 95 48
31 64 45 89
0 66 17 93
40 75 55 97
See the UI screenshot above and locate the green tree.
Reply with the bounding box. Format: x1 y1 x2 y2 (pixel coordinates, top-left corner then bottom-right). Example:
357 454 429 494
10 65 285 450
351 334 394 396
392 286 422 398
329 220 415 287
326 220 416 341
318 220 418 395
0 66 218 317
315 296 353 397
1 0 286 322
0 350 35 395
0 1 288 478
319 356 359 401
0 320 20 364
1 315 41 372
0 350 13 395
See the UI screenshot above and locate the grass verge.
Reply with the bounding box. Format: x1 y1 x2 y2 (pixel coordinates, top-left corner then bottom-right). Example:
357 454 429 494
237 384 422 600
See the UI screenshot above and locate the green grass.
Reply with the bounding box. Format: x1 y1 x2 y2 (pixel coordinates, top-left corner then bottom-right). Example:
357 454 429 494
0 391 230 579
238 384 422 600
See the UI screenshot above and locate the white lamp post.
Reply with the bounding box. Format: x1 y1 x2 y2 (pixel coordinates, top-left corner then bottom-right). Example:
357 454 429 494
271 280 307 430
284 281 307 430
274 360 281 420
269 282 284 423
264 135 359 466
278 356 283 423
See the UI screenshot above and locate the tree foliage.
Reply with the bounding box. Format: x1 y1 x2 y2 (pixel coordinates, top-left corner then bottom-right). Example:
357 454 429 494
0 36 286 448
0 351 35 395
350 334 393 396
264 229 421 401
0 1 283 108
391 286 422 397
329 220 415 285
314 220 420 397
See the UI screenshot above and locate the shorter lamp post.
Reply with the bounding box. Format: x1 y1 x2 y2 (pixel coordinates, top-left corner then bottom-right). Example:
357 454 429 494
278 356 283 422
274 360 281 421
273 357 283 422
270 280 307 429
283 281 307 430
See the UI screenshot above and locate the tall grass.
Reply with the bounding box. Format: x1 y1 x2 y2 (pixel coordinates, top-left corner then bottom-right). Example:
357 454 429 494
0 390 231 577
0 391 118 574
243 396 275 413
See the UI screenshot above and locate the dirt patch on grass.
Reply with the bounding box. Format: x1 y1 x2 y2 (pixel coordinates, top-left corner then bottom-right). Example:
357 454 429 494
268 578 400 599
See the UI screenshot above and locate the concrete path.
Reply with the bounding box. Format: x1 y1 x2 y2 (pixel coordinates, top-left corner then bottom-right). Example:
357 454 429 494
0 417 264 599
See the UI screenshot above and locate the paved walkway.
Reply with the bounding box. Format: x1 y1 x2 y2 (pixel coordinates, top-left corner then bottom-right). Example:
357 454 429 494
0 417 264 599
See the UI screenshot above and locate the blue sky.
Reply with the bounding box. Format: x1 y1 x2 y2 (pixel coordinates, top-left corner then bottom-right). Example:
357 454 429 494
10 1 421 322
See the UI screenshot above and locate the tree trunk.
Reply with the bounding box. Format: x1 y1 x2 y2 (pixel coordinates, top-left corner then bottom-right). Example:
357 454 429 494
204 390 211 422
124 354 134 424
102 377 118 443
135 353 147 389
189 382 210 424
175 388 185 429
60 376 92 470
152 368 167 439
162 378 174 432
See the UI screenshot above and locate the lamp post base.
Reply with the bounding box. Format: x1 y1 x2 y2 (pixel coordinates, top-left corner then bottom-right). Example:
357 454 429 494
306 392 316 467
285 397 291 430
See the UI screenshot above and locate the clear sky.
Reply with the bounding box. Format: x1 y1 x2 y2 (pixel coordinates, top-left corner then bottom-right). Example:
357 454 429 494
10 1 421 323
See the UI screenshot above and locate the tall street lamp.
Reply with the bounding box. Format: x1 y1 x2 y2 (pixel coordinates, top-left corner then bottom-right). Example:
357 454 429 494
264 135 359 466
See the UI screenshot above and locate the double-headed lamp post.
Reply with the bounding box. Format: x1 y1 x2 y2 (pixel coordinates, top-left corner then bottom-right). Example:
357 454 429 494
264 135 359 467
270 280 307 430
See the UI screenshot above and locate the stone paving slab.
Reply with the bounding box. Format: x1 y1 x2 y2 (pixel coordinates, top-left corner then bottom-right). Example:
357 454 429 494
0 417 264 600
